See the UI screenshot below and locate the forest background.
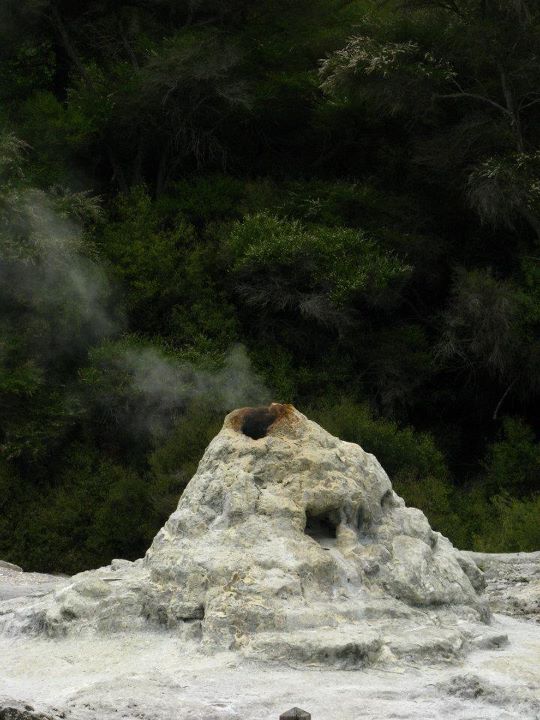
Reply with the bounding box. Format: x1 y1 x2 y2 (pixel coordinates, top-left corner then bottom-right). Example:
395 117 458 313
1 0 539 574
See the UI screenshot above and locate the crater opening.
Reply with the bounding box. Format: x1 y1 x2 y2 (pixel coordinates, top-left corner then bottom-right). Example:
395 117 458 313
305 509 339 546
241 406 279 439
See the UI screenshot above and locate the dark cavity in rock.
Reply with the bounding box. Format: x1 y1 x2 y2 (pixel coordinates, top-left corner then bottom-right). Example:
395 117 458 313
241 406 280 439
305 509 338 543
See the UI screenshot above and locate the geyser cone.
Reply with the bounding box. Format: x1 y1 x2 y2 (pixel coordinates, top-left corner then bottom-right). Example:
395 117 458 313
142 403 488 664
0 404 493 668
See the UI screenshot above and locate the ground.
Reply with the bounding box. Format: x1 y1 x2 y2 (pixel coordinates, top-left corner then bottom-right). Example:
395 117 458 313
0 555 539 720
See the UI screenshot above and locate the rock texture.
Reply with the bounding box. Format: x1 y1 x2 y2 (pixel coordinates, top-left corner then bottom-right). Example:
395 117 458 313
0 701 55 720
0 404 495 666
0 561 22 573
464 551 540 622
0 564 68 602
2 615 539 720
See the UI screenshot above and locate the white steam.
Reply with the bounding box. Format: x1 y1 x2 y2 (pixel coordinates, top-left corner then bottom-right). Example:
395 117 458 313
17 190 117 340
120 344 271 436
1 187 270 434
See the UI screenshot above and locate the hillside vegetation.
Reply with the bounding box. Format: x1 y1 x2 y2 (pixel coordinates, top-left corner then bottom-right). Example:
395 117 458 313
0 0 539 573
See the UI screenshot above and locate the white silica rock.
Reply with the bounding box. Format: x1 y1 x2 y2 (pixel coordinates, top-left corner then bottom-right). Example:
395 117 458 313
0 404 496 667
463 551 540 622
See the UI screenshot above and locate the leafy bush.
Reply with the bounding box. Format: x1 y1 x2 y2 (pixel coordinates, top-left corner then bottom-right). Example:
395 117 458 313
0 445 150 574
227 213 409 306
98 188 238 349
455 486 540 554
308 398 466 540
483 417 540 495
148 401 223 523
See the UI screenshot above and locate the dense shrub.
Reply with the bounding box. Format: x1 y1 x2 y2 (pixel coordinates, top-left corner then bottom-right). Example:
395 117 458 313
483 418 540 495
227 213 410 310
97 189 238 349
148 402 223 523
308 399 467 542
469 493 540 553
1 446 150 574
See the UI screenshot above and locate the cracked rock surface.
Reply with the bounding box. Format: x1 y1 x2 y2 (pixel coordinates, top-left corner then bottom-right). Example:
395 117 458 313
0 404 493 667
463 551 540 622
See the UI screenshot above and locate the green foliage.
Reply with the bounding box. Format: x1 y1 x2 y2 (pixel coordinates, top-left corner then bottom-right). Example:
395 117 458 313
483 418 540 495
0 132 28 182
321 0 540 237
439 269 521 378
320 33 454 116
0 459 25 559
3 444 150 574
0 0 539 572
16 92 84 185
99 189 195 326
98 188 238 348
169 175 246 224
148 402 222 523
470 493 540 553
0 137 109 461
0 40 55 100
468 152 540 231
309 398 469 543
226 213 410 322
438 268 540 419
275 180 416 231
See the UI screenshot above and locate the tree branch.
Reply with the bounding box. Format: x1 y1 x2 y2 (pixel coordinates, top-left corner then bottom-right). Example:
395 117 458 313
519 97 540 112
493 378 517 420
498 62 524 151
436 91 512 117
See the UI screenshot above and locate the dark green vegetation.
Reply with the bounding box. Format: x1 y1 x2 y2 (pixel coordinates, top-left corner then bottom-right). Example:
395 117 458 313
1 0 539 573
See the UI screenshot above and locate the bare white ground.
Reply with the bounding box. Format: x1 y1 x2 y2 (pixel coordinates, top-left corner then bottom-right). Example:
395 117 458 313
1 614 539 720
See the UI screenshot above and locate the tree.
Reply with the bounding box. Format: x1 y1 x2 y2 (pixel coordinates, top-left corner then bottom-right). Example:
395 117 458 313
320 0 540 237
437 267 540 419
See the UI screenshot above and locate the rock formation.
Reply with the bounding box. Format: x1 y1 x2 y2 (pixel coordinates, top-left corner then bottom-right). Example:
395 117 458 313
0 404 500 667
463 551 540 622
